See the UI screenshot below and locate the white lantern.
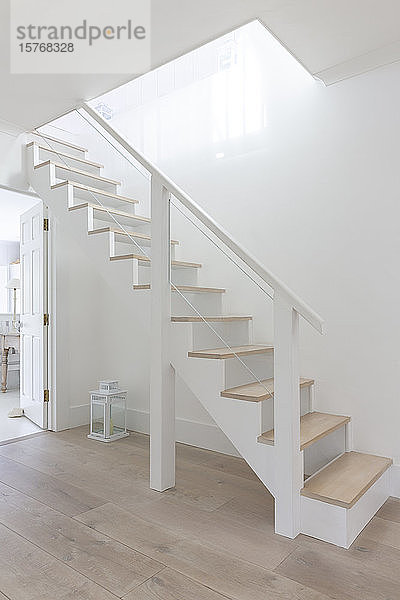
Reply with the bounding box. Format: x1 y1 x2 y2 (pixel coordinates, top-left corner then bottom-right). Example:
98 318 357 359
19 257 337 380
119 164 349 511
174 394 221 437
88 381 129 442
99 379 119 392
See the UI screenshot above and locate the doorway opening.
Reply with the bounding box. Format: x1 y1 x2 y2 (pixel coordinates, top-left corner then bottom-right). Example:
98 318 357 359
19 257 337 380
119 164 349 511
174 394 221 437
0 187 46 443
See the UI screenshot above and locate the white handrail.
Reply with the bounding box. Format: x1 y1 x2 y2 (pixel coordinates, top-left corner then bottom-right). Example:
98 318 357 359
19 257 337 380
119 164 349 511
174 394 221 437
80 103 324 333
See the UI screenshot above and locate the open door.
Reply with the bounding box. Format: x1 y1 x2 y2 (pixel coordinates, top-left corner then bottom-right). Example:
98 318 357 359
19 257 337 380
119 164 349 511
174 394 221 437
20 202 48 429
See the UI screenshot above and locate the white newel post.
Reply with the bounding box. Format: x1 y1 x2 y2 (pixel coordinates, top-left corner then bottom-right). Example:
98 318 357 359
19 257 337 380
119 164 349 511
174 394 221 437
273 290 302 538
150 175 176 491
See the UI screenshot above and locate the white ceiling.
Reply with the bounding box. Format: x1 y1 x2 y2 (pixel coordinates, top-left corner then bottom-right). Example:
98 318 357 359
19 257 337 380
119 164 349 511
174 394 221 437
1 0 400 130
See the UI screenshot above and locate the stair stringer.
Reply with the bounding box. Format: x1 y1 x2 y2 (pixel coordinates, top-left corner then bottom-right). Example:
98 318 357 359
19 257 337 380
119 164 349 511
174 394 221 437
171 322 277 497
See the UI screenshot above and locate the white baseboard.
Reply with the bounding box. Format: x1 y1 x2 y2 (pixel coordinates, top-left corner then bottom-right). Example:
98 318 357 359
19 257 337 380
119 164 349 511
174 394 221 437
69 403 89 429
176 416 239 456
127 407 148 433
68 404 239 457
127 408 239 457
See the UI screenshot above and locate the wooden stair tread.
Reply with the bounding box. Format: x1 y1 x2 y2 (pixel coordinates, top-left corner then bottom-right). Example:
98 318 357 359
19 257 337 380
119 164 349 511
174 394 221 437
189 344 272 359
53 181 138 204
31 132 87 152
69 203 149 222
27 142 103 168
133 285 226 293
221 376 313 402
172 316 252 322
35 160 120 185
258 411 350 449
110 255 202 268
301 451 392 508
88 227 179 245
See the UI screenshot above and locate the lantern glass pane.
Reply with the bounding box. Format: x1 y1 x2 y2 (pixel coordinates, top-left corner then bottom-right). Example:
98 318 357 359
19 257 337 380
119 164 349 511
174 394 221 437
111 395 126 434
92 400 105 436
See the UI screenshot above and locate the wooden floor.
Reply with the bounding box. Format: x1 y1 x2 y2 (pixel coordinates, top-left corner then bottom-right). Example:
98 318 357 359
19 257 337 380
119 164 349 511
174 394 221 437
0 427 399 599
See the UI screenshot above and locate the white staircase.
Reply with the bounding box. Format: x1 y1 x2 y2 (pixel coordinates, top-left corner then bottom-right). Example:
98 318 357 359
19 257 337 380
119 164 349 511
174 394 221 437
26 113 393 549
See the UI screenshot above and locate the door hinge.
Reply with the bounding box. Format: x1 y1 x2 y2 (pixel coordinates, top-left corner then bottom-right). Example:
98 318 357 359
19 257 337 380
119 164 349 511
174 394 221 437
44 313 49 326
44 389 49 403
43 218 49 231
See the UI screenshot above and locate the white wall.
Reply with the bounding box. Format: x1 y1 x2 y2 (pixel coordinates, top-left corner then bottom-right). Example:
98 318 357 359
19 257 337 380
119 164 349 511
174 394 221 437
0 188 38 240
89 22 400 464
0 120 29 191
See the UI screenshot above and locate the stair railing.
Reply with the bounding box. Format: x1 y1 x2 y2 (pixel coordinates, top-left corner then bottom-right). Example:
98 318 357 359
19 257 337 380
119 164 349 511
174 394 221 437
79 102 324 539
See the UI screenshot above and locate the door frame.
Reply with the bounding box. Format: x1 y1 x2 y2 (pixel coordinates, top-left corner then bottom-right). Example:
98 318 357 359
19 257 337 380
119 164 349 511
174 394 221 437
20 201 49 428
19 201 58 431
47 206 55 431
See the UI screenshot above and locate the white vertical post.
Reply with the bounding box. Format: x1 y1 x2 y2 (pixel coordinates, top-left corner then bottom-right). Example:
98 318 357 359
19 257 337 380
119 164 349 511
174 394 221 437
150 175 175 491
309 382 315 413
87 206 94 231
109 232 116 258
273 290 302 538
345 420 353 452
32 143 40 166
66 183 74 208
258 402 264 436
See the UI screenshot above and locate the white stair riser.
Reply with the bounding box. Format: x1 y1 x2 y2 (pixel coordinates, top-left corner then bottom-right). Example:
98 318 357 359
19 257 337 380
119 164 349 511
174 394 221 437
114 233 179 253
73 188 136 213
304 427 346 477
170 266 199 287
38 148 101 175
114 232 151 247
113 240 177 261
93 213 148 230
300 468 391 548
189 320 251 350
130 260 201 287
113 240 151 258
29 133 86 158
171 290 223 316
259 387 322 448
224 353 273 389
54 165 117 193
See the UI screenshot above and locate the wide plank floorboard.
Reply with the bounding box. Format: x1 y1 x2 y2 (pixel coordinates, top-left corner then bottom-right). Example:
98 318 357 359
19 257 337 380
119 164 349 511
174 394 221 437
276 535 400 600
0 455 106 516
0 483 163 597
0 523 119 600
376 496 400 523
123 568 238 600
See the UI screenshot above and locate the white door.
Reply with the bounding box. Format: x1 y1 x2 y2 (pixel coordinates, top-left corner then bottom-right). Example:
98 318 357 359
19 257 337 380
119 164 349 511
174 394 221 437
20 202 48 428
